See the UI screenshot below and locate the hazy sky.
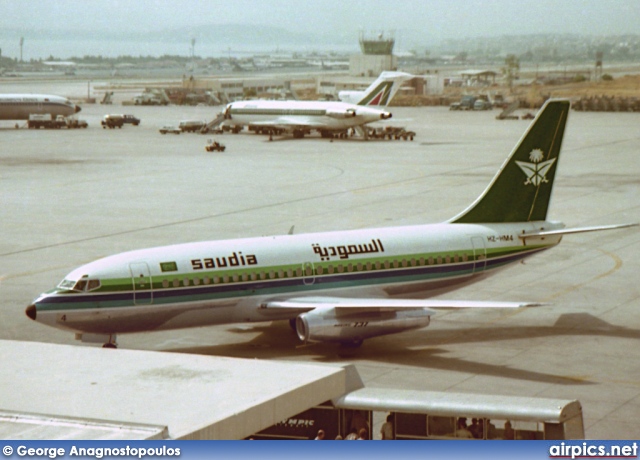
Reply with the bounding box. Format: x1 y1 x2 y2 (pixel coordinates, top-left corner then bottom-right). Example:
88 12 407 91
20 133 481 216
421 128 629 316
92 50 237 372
0 0 640 60
2 0 639 58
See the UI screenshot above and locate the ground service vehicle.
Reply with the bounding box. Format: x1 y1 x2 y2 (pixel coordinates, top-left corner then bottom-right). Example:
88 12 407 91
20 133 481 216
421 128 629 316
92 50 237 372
450 95 477 110
205 139 225 152
122 115 140 125
252 389 585 440
473 99 492 110
62 117 88 128
179 120 206 133
101 115 124 129
159 125 180 135
28 114 58 129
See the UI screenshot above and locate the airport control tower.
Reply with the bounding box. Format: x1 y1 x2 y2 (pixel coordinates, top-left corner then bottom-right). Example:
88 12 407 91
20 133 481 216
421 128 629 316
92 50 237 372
350 31 398 77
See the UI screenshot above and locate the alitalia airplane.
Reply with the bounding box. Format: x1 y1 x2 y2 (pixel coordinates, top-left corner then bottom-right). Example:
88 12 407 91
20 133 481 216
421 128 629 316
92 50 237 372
26 100 636 348
222 71 413 139
0 94 81 120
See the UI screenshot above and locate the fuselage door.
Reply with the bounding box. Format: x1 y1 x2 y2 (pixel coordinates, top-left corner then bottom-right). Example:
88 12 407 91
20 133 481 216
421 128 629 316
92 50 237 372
471 236 487 273
130 262 153 305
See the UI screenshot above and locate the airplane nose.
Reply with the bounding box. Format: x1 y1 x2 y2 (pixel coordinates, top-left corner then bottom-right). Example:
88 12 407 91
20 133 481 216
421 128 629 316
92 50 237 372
26 304 37 321
75 104 82 113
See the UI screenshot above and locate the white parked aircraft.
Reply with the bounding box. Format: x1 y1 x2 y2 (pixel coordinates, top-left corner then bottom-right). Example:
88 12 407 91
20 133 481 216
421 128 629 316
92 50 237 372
26 100 636 348
222 71 413 139
337 71 410 104
0 94 81 120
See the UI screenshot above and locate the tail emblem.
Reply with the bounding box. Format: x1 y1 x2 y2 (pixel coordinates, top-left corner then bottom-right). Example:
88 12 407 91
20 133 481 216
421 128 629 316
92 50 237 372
516 149 556 186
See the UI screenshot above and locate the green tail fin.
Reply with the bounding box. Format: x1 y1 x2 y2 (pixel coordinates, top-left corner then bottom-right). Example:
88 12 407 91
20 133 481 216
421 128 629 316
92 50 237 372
451 99 570 224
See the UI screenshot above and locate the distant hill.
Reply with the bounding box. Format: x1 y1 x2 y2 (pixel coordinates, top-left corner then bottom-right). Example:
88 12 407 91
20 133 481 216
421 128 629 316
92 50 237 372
0 24 355 48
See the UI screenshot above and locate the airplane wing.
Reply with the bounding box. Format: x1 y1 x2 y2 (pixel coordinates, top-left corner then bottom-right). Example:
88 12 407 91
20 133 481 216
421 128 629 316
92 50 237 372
261 297 542 315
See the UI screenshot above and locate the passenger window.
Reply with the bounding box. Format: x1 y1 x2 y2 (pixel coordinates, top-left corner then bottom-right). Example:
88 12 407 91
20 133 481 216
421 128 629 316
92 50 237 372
173 279 180 288
162 280 169 288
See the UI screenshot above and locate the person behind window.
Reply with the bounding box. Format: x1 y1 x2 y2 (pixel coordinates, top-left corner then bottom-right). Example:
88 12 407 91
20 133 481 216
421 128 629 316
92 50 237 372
380 413 394 440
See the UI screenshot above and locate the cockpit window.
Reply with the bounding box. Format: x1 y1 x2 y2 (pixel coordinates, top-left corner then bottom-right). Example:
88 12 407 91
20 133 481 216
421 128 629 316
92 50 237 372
58 279 76 290
57 278 101 292
87 279 101 291
74 280 88 291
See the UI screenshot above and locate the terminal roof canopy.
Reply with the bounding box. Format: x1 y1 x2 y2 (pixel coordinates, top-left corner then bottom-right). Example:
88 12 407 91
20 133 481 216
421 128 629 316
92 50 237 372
0 340 357 439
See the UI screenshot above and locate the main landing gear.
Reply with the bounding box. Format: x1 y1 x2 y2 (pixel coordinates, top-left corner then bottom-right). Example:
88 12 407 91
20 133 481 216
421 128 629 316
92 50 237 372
102 335 118 349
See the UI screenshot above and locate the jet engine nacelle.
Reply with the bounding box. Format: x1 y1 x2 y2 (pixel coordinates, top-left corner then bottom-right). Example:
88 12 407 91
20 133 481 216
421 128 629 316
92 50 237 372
380 112 392 120
325 108 357 119
295 308 431 344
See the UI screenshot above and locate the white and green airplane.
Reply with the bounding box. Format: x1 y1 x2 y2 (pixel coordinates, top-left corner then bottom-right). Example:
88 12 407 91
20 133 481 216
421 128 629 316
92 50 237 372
26 100 636 348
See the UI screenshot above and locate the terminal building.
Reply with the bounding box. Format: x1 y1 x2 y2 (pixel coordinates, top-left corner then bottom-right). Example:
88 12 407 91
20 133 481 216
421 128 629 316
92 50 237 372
1 340 584 440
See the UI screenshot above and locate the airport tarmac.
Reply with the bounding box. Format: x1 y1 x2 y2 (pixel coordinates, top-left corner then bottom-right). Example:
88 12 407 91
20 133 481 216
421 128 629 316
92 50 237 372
1 94 639 439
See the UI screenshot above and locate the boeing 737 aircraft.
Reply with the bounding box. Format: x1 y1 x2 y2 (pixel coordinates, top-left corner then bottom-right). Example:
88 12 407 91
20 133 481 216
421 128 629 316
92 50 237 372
222 71 413 139
0 93 81 120
26 100 636 348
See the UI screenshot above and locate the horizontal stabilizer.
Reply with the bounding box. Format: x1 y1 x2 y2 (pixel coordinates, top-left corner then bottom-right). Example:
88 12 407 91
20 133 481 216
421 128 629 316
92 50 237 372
519 222 638 240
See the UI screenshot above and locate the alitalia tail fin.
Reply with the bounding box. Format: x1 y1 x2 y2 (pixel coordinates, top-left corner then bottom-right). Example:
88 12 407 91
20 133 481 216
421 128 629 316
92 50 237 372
451 99 571 224
354 71 414 107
